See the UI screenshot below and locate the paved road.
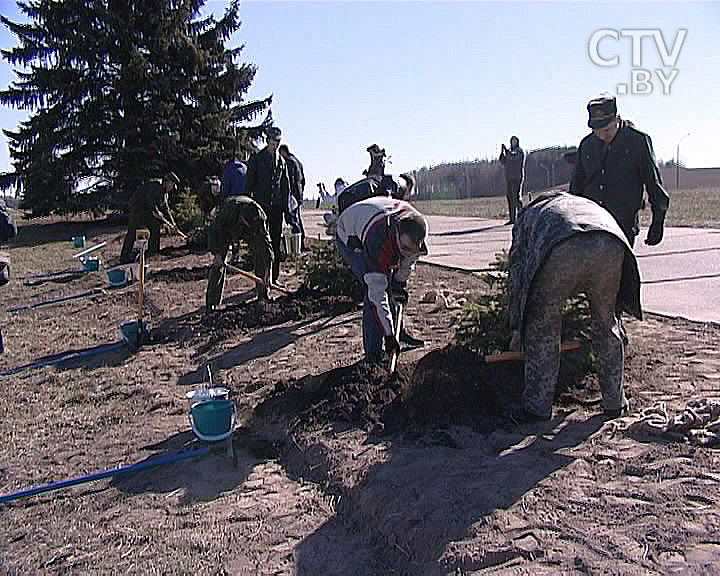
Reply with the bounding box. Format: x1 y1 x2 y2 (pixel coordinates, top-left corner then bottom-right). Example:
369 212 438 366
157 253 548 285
302 209 720 324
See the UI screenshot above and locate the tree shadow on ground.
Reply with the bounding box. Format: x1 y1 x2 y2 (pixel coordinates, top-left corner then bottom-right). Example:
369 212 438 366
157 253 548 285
293 413 606 575
12 217 126 249
111 431 257 505
1 340 133 376
177 313 358 386
430 224 507 237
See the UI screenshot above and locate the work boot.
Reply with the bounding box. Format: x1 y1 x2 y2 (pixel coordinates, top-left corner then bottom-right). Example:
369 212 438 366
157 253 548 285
604 399 630 420
506 403 547 425
399 327 424 348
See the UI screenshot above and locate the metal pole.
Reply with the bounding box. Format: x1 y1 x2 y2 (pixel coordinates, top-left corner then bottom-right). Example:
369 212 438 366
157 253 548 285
676 132 690 189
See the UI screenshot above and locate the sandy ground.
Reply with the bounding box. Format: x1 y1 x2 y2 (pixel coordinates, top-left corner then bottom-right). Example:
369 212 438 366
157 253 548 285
1 218 719 575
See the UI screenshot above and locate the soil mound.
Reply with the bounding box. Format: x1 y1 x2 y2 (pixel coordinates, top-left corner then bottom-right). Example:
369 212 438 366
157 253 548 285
253 346 524 436
254 345 591 437
152 286 357 346
205 286 356 335
150 265 210 282
254 360 412 435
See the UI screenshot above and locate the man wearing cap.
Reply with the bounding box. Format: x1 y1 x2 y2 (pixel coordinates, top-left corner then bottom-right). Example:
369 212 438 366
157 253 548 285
570 94 669 247
246 127 292 284
205 195 274 311
120 171 179 262
499 136 526 224
335 196 428 364
364 144 387 182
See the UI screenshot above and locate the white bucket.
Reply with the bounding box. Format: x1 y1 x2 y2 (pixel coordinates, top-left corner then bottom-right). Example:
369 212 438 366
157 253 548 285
185 387 229 410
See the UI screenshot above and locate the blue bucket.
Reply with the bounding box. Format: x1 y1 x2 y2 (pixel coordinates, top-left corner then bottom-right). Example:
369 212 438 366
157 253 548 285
120 320 148 350
191 399 235 441
107 268 127 287
72 236 86 248
82 257 100 272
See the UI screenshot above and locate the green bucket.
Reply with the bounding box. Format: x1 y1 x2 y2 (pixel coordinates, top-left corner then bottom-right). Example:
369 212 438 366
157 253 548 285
120 320 148 350
190 399 234 441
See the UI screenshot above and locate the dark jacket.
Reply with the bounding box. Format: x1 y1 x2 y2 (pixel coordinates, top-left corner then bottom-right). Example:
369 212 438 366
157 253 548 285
337 176 401 215
128 179 170 224
0 199 17 243
285 153 305 204
509 191 642 334
222 159 247 199
500 146 525 181
0 199 16 288
246 147 291 211
569 120 669 242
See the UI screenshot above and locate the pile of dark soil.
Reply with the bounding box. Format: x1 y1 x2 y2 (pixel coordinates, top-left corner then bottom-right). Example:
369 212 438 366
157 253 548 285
150 265 210 283
205 286 356 335
254 345 591 437
254 360 412 435
152 285 357 346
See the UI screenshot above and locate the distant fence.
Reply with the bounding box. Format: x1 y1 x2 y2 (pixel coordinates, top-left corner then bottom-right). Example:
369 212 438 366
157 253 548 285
660 166 720 190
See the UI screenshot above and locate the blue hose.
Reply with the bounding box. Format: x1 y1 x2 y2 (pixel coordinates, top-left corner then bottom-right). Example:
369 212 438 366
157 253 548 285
0 446 210 504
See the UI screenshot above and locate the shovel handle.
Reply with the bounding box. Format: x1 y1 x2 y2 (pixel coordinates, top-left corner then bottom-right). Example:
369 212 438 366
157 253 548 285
389 303 403 374
484 341 581 364
225 262 291 295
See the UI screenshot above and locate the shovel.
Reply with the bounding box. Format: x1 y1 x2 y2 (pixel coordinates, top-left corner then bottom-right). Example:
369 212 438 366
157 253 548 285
484 341 581 364
389 302 403 374
225 262 291 295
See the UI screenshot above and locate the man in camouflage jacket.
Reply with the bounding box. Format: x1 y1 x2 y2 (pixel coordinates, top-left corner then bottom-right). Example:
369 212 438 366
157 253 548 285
206 196 274 310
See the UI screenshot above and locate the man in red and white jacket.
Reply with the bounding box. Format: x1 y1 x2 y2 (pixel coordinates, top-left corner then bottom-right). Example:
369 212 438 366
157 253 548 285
336 195 428 364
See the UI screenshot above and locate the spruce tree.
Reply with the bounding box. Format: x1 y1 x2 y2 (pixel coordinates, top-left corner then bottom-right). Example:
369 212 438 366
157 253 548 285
0 0 271 216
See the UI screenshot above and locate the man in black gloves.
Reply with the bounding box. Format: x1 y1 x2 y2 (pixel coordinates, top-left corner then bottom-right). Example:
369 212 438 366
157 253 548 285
570 93 669 247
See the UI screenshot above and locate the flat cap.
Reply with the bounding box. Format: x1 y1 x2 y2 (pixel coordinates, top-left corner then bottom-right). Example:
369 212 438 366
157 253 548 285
587 94 617 129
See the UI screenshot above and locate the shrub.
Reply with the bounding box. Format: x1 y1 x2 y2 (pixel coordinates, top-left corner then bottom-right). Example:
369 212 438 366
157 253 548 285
173 186 205 233
455 250 592 365
300 241 363 301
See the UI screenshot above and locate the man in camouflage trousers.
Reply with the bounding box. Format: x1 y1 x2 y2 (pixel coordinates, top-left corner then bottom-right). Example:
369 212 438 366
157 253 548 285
508 191 642 421
206 196 274 312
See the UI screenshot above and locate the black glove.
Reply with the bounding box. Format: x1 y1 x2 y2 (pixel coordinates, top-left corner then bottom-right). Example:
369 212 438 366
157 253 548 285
645 218 664 246
384 334 400 357
390 280 409 304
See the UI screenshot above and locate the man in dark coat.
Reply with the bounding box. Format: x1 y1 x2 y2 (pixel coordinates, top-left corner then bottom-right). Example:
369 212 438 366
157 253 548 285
279 143 306 250
246 127 291 284
0 198 17 353
569 94 669 247
206 196 274 310
499 135 525 224
120 171 179 262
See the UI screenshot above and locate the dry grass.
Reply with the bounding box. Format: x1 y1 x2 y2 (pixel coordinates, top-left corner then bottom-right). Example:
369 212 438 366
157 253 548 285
414 186 720 228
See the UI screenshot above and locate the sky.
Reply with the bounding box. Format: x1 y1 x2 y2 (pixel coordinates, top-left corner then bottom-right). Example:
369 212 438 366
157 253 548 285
1 0 718 199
